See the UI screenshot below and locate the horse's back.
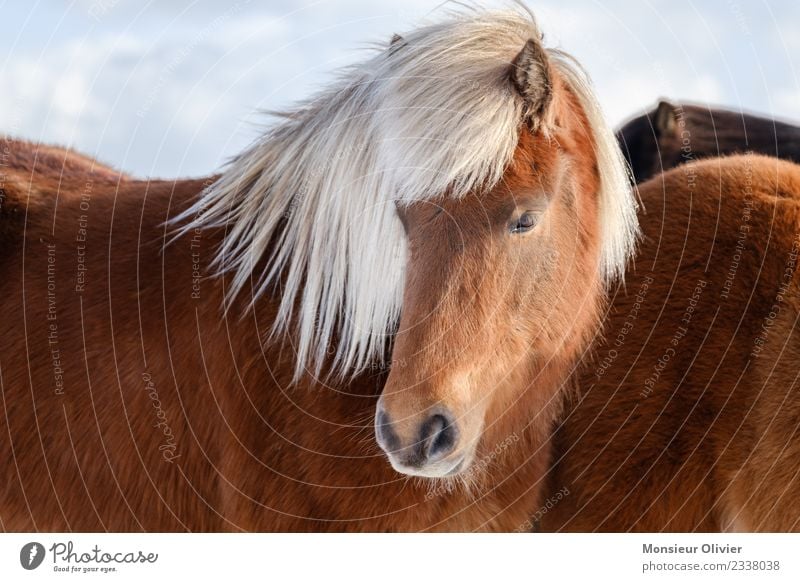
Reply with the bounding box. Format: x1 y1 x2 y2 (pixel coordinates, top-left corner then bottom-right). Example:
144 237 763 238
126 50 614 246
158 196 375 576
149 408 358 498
2 137 128 182
0 139 129 242
643 152 800 202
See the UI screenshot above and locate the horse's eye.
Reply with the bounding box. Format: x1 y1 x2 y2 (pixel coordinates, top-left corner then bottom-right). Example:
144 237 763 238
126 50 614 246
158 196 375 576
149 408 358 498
510 212 538 234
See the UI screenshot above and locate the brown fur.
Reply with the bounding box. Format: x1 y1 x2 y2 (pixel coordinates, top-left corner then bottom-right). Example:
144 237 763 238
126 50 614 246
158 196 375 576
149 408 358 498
541 153 800 531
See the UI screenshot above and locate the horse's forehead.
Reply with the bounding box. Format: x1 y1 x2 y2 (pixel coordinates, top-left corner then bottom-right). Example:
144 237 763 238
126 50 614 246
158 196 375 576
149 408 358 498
401 196 487 234
504 130 568 187
402 132 560 226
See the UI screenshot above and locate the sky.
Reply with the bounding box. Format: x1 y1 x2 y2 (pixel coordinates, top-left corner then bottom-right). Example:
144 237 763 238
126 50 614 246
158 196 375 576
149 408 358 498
1 0 798 178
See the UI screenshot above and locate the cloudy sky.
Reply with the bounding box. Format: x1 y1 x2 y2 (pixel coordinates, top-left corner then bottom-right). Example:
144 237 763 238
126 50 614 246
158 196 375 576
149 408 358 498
1 0 798 177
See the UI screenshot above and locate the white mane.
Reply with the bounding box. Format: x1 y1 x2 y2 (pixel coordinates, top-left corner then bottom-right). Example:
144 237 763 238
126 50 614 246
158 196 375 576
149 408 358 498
177 7 638 379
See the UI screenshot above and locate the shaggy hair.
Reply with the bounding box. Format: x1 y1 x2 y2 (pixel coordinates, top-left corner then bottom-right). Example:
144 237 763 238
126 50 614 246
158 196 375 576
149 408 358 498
177 7 638 379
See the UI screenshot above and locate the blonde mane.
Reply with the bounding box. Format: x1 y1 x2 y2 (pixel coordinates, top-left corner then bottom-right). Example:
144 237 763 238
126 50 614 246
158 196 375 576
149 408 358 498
177 7 638 379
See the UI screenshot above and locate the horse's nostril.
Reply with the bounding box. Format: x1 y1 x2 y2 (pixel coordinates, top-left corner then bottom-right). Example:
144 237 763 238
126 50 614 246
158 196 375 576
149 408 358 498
375 408 400 453
422 413 458 462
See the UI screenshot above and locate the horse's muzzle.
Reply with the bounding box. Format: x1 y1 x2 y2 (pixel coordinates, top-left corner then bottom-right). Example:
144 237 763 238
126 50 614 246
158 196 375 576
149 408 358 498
374 403 462 477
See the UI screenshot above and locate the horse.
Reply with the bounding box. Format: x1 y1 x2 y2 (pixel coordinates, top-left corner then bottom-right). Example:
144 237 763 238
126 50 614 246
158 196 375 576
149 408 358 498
617 99 800 183
1 7 633 532
1 6 797 534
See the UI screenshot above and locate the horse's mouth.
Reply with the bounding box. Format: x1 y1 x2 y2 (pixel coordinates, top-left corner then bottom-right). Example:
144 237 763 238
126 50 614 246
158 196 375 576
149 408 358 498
387 451 469 479
387 445 478 479
445 457 466 476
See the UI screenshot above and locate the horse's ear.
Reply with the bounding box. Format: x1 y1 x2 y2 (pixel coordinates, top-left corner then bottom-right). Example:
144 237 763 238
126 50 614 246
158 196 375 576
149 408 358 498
654 100 677 137
389 33 406 54
510 38 552 131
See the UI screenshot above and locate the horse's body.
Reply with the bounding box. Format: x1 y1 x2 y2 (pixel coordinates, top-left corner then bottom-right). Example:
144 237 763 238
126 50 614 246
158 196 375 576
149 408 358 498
617 100 800 182
2 9 799 533
543 154 800 532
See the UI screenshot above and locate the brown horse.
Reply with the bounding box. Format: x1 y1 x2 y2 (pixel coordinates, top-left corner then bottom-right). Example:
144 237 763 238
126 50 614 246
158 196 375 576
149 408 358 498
617 100 800 183
2 8 634 532
1 7 797 533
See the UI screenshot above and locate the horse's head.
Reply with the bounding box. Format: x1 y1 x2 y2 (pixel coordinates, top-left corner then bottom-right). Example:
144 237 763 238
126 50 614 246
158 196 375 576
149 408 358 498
186 9 636 482
375 35 636 478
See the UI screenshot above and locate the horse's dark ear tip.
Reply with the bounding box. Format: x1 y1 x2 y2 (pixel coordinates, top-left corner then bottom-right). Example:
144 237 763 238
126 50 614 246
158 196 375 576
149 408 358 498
389 34 405 53
656 98 674 111
510 38 552 131
654 99 677 134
